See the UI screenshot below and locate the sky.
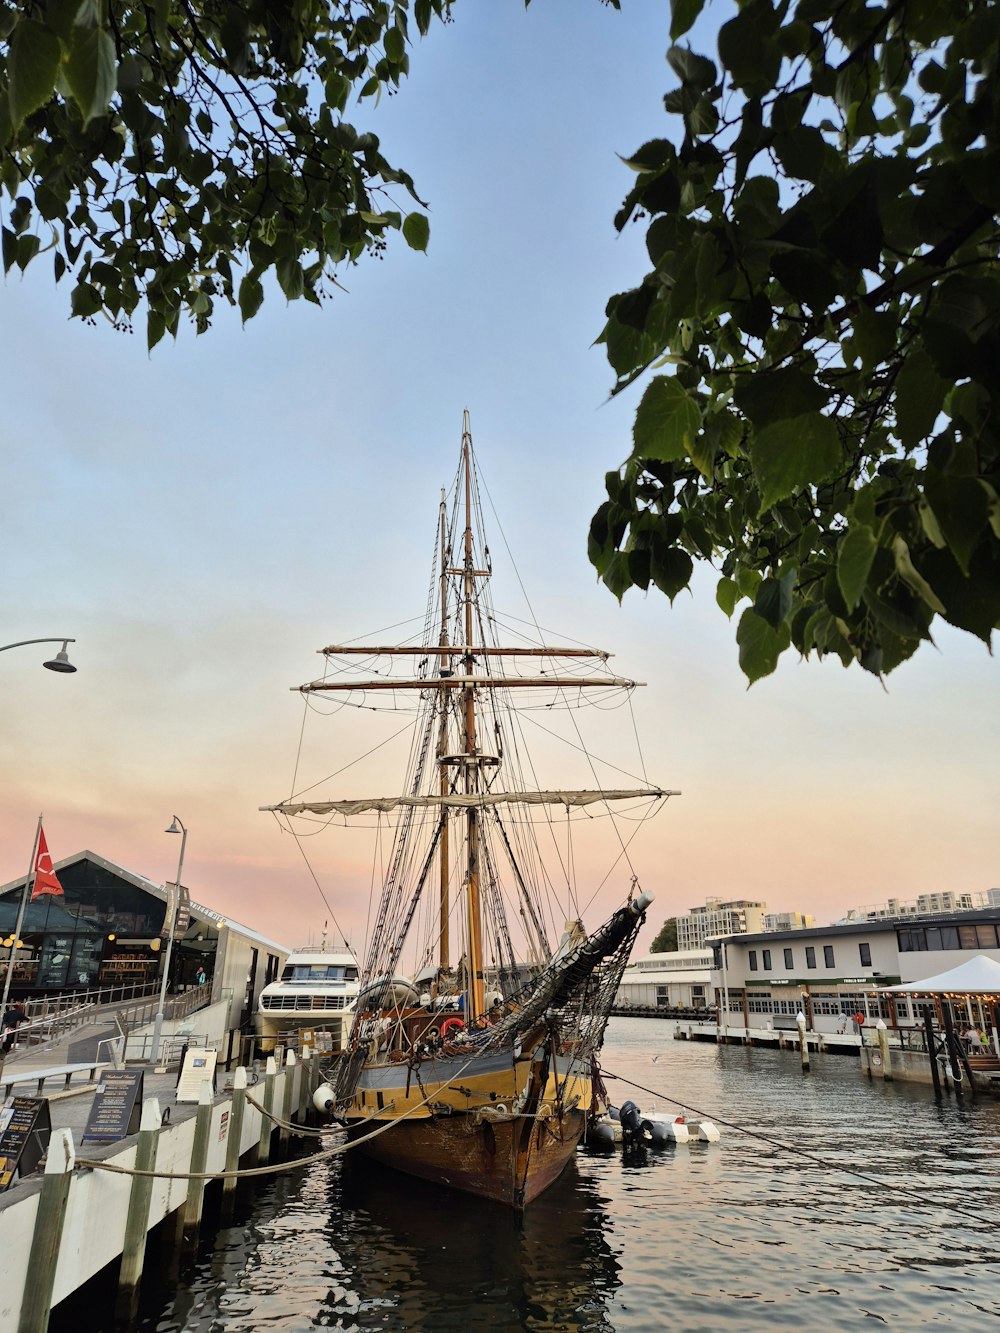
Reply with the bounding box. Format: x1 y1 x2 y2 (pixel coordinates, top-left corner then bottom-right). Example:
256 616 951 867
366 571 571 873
1 2 996 954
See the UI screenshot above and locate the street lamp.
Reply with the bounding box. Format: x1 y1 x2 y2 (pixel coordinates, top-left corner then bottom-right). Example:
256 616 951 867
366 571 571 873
0 638 78 673
150 816 187 1067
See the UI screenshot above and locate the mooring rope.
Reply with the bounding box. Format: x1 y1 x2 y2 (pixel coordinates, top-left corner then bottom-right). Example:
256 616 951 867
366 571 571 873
602 1069 999 1231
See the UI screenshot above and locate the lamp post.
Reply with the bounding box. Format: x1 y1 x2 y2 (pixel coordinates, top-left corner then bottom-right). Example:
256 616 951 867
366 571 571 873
150 816 187 1067
0 638 78 672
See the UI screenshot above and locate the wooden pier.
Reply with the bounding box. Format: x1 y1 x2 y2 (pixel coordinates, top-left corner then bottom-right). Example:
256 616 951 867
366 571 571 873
0 1049 322 1331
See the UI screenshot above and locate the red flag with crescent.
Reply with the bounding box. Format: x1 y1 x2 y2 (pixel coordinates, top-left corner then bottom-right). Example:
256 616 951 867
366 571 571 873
30 827 63 899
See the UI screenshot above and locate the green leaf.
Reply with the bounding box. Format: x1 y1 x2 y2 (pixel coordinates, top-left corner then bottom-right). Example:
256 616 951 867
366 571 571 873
836 523 876 612
670 0 706 40
734 367 829 428
632 376 702 463
8 18 61 131
384 27 405 63
919 544 1000 643
238 274 264 324
922 470 990 574
650 546 693 602
736 608 789 683
70 281 102 317
276 255 304 301
64 24 117 125
601 552 634 602
754 572 795 629
750 412 842 511
147 309 165 352
402 212 429 252
716 576 740 617
894 349 948 449
892 535 946 615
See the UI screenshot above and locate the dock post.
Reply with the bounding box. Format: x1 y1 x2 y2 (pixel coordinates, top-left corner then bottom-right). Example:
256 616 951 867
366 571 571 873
875 1019 893 1081
941 1005 965 1099
280 1050 297 1154
222 1067 247 1219
258 1056 277 1165
182 1081 214 1253
115 1097 162 1326
924 1007 943 1096
18 1128 75 1333
298 1050 312 1123
796 1011 810 1072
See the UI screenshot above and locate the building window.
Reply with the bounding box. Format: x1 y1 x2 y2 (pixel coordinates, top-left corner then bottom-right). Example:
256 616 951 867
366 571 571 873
823 945 835 967
805 946 816 969
783 948 793 969
748 950 758 972
762 949 772 970
859 942 872 967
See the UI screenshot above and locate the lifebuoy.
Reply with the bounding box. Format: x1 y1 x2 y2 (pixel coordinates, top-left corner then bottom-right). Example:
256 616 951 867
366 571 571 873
440 1017 464 1040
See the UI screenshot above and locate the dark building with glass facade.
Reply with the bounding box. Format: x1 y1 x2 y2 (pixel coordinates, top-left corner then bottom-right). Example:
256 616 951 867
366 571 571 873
0 851 287 1032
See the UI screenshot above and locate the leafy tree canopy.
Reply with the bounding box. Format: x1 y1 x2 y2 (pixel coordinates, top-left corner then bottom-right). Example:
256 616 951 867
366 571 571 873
591 0 1000 682
649 916 677 952
0 0 448 347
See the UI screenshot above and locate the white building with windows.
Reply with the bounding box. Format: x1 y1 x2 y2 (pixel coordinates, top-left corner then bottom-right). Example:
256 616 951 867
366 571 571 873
710 907 1000 1035
616 949 713 1010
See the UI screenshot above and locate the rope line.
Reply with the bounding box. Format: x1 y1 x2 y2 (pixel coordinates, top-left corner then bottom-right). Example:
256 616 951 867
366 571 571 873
602 1069 998 1231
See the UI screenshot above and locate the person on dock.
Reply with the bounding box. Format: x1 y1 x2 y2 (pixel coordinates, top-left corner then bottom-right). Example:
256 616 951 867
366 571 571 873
2 1004 27 1054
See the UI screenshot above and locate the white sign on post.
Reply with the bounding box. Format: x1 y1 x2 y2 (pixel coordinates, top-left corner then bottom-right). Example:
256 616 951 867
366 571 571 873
176 1048 218 1103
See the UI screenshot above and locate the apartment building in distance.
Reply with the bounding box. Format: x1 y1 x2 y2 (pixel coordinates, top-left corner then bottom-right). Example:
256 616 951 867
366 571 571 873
675 899 767 950
841 890 997 921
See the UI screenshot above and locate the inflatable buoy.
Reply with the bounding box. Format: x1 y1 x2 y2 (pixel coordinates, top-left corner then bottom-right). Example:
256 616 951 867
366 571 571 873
641 1118 669 1147
440 1017 464 1040
586 1120 617 1150
312 1082 335 1114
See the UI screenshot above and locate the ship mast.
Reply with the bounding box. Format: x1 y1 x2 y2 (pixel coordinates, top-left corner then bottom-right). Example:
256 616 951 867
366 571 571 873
460 412 485 1020
437 489 451 974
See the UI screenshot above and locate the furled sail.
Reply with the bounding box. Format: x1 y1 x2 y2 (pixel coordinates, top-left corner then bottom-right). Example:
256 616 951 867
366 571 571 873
262 788 677 816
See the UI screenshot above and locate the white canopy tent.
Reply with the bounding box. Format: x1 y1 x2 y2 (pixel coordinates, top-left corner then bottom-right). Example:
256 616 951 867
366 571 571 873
885 955 1000 1059
883 954 1000 994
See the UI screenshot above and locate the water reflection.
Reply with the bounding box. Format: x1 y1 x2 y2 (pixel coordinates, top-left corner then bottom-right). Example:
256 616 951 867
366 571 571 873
335 1155 621 1331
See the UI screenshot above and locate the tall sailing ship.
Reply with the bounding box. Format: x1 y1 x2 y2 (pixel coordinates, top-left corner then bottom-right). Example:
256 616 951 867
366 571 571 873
262 414 675 1208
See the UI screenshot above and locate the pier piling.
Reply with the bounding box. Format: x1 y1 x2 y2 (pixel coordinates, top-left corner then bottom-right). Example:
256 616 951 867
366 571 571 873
258 1056 277 1165
280 1051 297 1154
875 1019 893 1081
222 1067 247 1219
18 1128 75 1333
115 1096 161 1326
182 1081 214 1253
796 1011 810 1072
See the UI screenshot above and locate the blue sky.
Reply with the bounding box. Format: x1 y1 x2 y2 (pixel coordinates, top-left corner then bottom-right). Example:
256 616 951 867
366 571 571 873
1 2 996 950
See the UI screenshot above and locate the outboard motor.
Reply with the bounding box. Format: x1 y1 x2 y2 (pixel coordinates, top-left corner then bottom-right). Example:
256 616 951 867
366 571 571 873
619 1100 643 1144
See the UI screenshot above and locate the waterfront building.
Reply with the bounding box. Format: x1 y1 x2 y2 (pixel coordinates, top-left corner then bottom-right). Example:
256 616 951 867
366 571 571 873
709 904 1000 1035
0 849 288 1035
616 949 713 1010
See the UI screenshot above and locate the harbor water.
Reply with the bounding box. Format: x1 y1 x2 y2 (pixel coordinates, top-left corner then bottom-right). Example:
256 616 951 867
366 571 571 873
127 1018 1000 1332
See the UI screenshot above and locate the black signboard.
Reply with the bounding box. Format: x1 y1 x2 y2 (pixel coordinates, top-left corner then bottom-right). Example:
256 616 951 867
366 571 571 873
82 1070 145 1143
0 1096 52 1190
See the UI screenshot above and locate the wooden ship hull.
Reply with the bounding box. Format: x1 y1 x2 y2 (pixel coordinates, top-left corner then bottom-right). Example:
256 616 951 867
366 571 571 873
342 1039 594 1207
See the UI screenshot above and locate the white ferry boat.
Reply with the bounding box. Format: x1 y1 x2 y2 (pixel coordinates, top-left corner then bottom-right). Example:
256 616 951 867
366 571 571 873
255 944 360 1050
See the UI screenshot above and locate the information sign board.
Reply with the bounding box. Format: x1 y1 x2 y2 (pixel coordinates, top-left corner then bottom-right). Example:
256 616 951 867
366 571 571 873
0 1096 52 1190
81 1070 145 1143
176 1048 218 1103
